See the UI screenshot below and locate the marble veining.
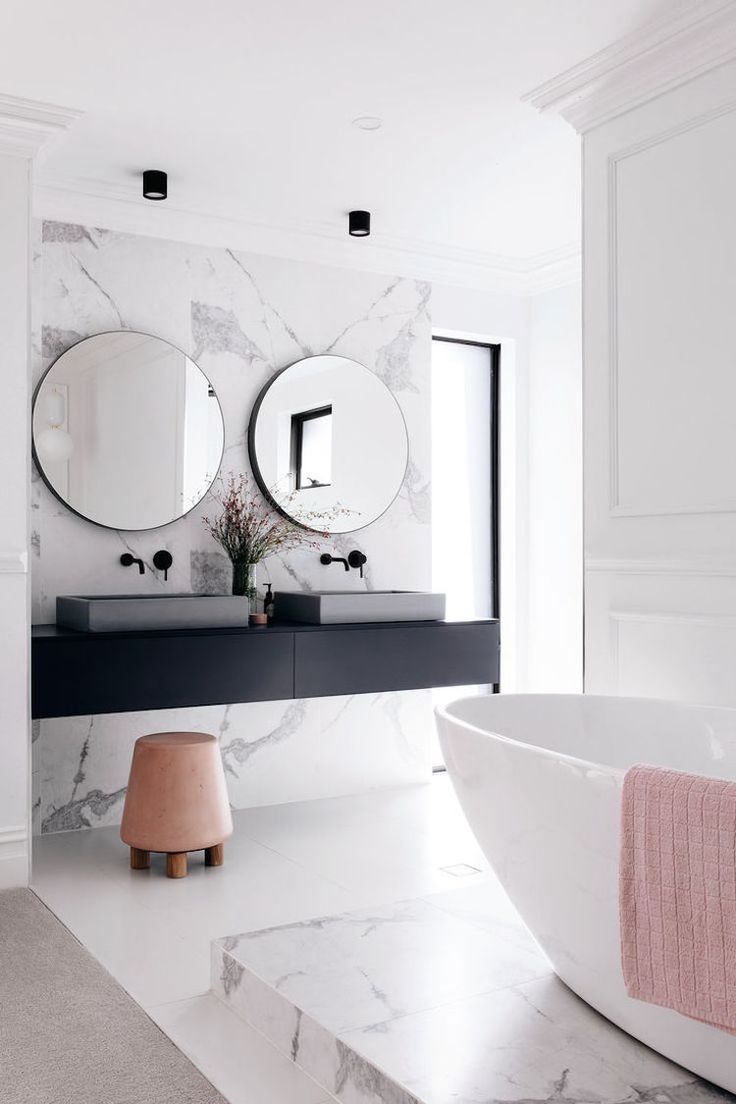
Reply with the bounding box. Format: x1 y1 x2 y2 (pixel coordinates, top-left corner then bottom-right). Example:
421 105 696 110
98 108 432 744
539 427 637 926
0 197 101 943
75 259 124 326
226 249 314 359
33 220 434 832
334 1039 421 1104
399 458 432 524
41 325 83 361
219 952 245 998
190 549 230 595
220 701 309 774
41 786 127 833
323 276 404 354
488 1069 725 1104
41 716 131 833
211 883 734 1104
191 300 270 365
41 221 105 247
35 691 430 835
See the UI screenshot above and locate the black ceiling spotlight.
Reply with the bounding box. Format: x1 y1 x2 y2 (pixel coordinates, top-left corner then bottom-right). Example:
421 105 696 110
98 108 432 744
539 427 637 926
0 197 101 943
142 169 167 201
349 210 370 237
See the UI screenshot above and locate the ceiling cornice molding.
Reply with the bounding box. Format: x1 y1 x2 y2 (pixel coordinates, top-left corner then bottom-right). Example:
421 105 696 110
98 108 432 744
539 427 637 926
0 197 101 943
522 0 736 133
34 175 581 296
0 93 82 157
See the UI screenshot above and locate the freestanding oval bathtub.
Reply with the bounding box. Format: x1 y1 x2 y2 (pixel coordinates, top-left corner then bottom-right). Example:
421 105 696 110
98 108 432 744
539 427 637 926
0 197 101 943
437 693 736 1094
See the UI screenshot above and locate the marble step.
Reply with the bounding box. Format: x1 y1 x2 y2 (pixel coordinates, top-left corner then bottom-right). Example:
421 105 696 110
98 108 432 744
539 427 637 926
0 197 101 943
209 884 718 1104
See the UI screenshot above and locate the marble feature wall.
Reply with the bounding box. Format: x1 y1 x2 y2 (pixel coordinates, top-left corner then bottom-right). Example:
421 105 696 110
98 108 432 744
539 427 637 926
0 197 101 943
32 221 432 834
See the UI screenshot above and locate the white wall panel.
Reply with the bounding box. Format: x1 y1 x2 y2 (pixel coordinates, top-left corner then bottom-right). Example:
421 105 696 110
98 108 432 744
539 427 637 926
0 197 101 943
613 612 736 704
583 58 736 705
612 107 736 517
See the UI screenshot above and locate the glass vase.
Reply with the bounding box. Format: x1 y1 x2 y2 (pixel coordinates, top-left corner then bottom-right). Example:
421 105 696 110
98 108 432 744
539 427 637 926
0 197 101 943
232 560 257 610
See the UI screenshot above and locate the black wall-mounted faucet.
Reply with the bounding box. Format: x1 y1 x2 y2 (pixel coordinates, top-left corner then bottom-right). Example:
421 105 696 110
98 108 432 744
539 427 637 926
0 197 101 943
120 553 145 575
320 550 368 579
320 553 349 571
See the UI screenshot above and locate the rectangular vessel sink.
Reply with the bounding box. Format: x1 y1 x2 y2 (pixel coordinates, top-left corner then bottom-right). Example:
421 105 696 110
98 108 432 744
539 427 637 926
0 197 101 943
273 590 446 625
56 594 250 633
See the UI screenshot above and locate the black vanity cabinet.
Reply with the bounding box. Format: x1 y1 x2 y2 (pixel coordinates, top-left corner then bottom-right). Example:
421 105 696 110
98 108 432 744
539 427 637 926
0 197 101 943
32 619 500 719
32 625 294 718
294 622 498 698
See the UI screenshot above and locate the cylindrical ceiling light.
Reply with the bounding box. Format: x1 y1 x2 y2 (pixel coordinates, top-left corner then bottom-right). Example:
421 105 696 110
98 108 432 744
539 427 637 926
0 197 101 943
143 169 167 201
348 210 370 237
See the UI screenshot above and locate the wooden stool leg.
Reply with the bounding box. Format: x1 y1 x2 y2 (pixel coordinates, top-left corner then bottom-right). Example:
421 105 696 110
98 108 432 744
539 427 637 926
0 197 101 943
130 847 150 870
166 852 188 879
205 842 224 867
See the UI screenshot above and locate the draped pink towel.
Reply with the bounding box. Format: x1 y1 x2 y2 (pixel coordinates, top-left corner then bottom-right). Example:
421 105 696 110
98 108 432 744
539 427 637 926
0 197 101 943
620 764 736 1033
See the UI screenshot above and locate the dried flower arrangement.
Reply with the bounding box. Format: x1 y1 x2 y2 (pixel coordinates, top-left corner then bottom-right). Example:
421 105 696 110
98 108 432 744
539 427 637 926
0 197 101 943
202 473 337 600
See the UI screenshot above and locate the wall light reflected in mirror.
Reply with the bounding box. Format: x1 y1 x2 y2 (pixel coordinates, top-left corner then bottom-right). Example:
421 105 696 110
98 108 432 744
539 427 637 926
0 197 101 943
35 386 74 464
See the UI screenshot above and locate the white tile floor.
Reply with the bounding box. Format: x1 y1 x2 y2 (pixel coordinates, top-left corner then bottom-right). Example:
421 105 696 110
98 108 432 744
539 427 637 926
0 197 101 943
32 775 494 1104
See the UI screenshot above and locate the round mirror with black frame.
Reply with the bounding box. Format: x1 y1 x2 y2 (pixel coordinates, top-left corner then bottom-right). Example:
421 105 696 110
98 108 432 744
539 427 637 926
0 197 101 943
32 330 225 532
248 355 408 534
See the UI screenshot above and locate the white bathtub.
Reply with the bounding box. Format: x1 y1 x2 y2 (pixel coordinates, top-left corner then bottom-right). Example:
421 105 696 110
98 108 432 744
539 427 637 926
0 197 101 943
437 693 736 1094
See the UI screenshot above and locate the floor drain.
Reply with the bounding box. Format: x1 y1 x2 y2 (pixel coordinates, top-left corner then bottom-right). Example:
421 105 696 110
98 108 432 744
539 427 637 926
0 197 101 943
440 863 482 877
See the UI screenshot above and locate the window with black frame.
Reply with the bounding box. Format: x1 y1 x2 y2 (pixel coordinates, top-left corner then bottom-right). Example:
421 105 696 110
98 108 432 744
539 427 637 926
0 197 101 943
291 405 333 489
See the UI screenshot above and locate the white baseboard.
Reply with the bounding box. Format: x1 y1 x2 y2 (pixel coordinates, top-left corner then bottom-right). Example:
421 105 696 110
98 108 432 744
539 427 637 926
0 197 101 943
0 826 29 888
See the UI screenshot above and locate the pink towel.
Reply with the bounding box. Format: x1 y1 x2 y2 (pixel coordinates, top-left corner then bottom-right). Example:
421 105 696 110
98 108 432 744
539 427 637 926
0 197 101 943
620 764 736 1033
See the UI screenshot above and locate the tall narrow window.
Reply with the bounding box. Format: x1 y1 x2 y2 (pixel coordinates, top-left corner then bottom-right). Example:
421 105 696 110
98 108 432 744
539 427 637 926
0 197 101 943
431 337 499 763
291 405 333 489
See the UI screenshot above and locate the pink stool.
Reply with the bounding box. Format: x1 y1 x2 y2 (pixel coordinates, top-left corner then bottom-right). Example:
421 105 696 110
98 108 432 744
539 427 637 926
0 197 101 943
120 732 233 878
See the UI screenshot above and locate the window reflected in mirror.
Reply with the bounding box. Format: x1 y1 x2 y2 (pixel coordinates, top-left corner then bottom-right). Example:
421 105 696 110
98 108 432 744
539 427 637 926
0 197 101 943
292 405 333 490
249 354 408 534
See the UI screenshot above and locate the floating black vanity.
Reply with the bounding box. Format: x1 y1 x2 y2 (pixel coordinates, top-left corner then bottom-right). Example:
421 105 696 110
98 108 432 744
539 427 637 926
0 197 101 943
32 335 500 722
32 619 500 719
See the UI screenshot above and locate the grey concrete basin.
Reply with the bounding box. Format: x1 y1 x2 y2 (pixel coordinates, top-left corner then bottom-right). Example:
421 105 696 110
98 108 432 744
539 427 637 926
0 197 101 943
56 594 250 632
273 590 446 625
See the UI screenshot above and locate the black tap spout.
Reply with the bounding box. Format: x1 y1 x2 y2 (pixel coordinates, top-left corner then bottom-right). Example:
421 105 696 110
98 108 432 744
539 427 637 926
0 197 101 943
320 553 349 571
120 553 145 575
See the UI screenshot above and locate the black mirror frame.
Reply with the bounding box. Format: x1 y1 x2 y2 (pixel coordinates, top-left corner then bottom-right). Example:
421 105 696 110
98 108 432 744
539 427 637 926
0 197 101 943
32 329 226 533
247 355 409 535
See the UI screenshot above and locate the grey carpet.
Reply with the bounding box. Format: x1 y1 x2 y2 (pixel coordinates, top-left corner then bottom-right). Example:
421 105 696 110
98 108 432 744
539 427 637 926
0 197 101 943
0 889 227 1104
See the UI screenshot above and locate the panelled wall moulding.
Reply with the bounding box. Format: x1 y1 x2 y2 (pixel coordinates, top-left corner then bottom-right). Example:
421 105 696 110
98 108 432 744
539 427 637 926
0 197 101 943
609 609 736 703
586 559 736 577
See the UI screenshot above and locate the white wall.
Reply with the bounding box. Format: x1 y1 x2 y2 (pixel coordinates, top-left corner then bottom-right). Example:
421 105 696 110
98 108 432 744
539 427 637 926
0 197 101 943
583 58 736 703
0 152 32 887
527 282 583 691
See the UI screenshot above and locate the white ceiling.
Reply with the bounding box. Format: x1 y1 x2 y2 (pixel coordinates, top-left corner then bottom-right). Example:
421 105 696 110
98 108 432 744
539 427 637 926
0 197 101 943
3 0 682 268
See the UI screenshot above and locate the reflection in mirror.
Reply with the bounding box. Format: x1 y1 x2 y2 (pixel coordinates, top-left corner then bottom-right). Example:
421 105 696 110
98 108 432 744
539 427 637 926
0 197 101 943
32 331 225 531
292 405 333 489
249 355 408 534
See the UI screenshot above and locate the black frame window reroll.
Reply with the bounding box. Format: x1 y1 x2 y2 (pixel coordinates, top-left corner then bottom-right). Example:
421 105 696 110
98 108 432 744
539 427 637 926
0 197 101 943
291 405 333 490
431 336 500 629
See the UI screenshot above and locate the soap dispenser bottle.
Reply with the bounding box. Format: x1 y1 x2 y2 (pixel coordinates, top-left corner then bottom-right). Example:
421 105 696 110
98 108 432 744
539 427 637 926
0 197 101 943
264 583 275 623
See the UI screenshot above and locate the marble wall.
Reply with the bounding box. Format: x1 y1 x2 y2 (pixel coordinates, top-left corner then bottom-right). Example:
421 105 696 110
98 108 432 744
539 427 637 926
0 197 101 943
32 221 433 834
